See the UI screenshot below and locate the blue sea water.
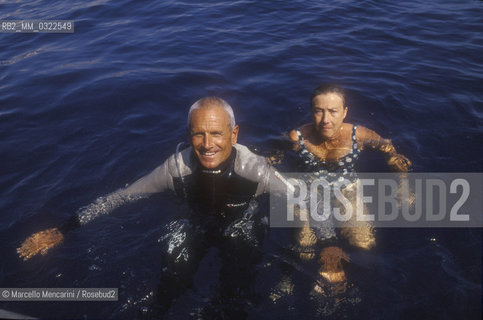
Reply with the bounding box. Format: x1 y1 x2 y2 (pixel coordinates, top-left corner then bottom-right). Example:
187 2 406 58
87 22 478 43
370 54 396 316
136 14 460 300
1 0 482 319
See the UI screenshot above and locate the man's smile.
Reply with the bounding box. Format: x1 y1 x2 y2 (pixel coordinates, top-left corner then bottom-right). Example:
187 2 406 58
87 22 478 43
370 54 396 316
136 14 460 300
200 150 218 157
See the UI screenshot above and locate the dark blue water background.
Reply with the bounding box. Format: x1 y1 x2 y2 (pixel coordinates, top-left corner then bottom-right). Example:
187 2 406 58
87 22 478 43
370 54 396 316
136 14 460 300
1 0 482 319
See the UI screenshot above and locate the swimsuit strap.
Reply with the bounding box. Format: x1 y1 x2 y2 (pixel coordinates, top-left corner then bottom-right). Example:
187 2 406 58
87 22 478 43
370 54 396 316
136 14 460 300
295 129 317 167
295 129 305 146
351 125 358 152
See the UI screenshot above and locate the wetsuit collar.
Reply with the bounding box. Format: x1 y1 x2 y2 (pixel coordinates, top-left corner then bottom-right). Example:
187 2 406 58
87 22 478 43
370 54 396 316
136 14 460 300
192 147 236 175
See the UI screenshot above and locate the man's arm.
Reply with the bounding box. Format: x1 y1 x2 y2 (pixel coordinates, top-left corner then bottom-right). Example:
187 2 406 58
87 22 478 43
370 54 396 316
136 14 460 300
232 144 294 196
77 160 173 225
356 126 412 172
17 157 175 261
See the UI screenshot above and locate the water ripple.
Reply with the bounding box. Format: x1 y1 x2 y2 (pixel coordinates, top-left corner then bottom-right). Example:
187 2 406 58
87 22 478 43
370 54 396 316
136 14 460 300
1 0 482 319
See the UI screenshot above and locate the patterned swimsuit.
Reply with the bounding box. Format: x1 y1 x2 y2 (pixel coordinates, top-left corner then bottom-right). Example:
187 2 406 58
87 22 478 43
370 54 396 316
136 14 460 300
295 124 360 183
294 125 360 241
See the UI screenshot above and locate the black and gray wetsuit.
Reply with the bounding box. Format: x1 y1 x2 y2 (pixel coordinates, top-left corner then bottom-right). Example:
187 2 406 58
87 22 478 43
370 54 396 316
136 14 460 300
60 144 275 231
59 144 283 318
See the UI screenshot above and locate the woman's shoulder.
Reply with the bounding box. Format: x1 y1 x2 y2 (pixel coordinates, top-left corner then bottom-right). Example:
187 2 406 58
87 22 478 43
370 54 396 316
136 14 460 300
289 123 312 142
353 125 381 140
343 123 355 131
353 125 384 149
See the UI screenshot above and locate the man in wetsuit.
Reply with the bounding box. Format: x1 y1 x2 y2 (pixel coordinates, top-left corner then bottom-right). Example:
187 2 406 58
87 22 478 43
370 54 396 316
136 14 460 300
17 97 283 318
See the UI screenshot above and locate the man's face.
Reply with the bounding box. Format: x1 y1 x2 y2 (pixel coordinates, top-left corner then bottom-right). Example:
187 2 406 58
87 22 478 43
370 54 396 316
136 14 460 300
189 104 239 169
312 92 347 140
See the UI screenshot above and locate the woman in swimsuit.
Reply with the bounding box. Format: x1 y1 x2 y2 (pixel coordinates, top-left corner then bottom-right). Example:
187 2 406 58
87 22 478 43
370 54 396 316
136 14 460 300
288 84 411 289
289 84 411 175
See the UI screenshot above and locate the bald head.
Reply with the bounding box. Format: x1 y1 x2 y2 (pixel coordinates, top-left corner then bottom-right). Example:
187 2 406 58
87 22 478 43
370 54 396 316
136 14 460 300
187 97 236 130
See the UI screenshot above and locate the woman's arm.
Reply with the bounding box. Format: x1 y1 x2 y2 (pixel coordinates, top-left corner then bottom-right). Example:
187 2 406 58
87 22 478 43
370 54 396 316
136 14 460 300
288 129 302 152
356 126 412 172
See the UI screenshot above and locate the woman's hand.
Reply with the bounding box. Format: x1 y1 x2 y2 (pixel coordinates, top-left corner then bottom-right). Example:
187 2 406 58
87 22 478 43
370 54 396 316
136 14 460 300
388 154 412 172
357 126 412 172
17 228 64 261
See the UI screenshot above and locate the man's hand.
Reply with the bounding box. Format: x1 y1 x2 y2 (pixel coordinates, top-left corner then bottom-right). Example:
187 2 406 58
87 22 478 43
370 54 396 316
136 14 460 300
17 228 64 261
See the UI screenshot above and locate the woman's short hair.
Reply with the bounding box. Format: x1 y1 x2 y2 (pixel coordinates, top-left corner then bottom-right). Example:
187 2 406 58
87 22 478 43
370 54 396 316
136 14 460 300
310 84 346 108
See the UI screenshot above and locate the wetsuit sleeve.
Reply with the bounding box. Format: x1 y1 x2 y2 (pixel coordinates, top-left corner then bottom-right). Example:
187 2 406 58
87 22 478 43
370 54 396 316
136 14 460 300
118 159 174 196
264 166 297 195
72 158 175 227
233 144 293 196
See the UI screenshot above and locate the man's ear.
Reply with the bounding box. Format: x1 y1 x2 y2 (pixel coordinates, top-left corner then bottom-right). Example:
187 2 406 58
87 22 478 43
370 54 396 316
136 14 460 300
343 106 348 119
231 125 239 145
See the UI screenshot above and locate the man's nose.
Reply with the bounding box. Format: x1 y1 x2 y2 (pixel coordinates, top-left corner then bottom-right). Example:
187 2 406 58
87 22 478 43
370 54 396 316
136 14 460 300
322 111 330 123
203 134 213 148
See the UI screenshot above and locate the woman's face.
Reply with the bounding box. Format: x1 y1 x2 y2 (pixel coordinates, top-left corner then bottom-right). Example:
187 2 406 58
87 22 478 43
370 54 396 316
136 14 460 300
311 92 347 140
